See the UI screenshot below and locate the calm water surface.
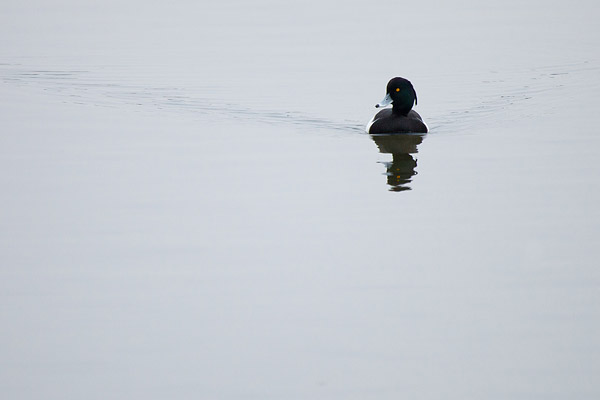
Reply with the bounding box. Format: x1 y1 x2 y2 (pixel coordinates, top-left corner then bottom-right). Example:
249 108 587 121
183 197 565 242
1 1 599 399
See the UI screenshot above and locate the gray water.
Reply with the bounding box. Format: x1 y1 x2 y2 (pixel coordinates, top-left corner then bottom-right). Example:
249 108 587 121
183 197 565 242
2 1 600 399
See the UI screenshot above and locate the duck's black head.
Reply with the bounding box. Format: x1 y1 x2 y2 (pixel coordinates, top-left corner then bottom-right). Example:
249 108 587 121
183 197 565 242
375 77 418 116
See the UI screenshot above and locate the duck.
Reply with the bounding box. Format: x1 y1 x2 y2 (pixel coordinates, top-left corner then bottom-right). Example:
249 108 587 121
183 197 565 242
366 77 428 134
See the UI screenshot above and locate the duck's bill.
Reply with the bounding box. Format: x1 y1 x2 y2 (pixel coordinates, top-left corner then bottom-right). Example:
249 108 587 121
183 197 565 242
375 93 393 108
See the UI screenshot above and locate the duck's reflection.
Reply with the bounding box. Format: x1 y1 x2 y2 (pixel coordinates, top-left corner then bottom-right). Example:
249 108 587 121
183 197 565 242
370 133 425 192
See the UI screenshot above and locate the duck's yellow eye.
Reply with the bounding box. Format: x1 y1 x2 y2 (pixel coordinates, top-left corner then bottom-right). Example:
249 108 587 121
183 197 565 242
395 88 400 92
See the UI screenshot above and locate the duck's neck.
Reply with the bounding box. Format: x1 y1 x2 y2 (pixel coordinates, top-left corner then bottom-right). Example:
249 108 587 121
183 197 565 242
392 103 412 116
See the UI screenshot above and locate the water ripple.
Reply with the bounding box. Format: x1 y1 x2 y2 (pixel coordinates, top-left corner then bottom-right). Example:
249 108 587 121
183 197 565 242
0 64 366 135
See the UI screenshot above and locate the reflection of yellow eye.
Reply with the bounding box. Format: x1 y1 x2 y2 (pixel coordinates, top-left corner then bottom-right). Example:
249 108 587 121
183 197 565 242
395 88 400 92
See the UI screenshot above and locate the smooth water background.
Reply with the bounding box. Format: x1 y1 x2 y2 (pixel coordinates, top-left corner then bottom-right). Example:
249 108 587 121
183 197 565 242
2 1 600 399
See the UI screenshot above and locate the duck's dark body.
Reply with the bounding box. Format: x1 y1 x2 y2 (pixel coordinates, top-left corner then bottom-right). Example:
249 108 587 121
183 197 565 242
368 109 428 134
367 77 428 134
